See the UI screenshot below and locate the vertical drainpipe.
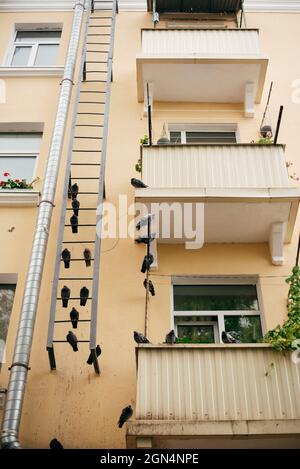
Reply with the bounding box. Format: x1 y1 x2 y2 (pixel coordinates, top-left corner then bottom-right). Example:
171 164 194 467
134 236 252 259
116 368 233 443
0 0 86 449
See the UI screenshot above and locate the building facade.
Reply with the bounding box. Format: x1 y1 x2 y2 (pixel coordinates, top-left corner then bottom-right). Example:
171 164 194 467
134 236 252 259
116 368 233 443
0 0 300 449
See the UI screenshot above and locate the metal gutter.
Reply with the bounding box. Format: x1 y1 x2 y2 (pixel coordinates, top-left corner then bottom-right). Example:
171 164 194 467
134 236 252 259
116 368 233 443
0 0 86 449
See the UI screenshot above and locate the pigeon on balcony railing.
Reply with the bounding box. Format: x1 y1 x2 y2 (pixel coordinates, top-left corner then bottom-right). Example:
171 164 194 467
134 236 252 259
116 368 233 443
221 331 241 344
118 405 133 428
165 329 177 344
49 438 64 450
134 331 150 344
130 178 148 189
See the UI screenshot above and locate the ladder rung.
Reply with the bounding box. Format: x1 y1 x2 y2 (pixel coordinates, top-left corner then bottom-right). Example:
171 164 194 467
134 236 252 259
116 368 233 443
85 60 107 63
80 90 106 93
71 163 101 165
77 111 105 114
74 192 99 194
74 136 103 139
75 124 104 127
81 81 107 83
89 25 111 28
86 50 108 54
78 101 106 104
56 298 92 301
64 224 97 227
72 150 101 152
54 320 91 323
88 33 111 36
90 16 112 19
66 208 96 210
62 241 95 244
53 340 90 343
60 257 95 260
58 277 94 280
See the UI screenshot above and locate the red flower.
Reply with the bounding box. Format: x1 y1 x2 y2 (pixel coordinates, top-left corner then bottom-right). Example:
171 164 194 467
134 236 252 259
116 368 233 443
0 181 6 186
3 172 10 177
14 179 20 183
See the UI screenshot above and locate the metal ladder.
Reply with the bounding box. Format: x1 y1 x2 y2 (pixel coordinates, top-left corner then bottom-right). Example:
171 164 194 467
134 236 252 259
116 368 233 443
46 0 118 374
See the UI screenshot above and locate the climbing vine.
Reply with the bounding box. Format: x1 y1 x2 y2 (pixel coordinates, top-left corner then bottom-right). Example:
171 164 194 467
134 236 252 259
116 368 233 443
264 265 300 350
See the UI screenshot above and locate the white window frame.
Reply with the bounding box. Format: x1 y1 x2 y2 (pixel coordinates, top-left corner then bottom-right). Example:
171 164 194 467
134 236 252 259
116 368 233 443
6 26 62 67
171 276 265 344
0 132 42 181
168 123 240 144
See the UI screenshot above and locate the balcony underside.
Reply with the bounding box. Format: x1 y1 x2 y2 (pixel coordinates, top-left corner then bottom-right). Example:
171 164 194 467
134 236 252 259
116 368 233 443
137 57 268 114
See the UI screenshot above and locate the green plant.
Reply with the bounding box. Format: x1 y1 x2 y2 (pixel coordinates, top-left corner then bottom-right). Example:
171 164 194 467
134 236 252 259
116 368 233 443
135 158 142 173
257 136 273 145
0 172 39 190
140 134 149 146
264 266 300 350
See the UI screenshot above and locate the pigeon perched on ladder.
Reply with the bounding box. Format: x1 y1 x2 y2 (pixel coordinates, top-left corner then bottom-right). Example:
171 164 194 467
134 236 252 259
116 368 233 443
61 248 71 269
70 307 79 329
165 329 177 344
70 214 78 234
84 248 92 267
80 286 89 306
134 331 150 344
72 198 80 217
61 285 70 308
66 330 78 352
118 405 133 428
86 345 102 365
71 183 79 200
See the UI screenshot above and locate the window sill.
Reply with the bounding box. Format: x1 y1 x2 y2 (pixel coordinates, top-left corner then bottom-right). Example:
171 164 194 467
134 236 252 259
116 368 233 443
0 67 64 77
136 343 272 349
0 189 40 206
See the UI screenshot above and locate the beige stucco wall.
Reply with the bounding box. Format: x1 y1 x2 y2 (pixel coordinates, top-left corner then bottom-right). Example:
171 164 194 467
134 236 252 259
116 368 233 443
0 9 300 449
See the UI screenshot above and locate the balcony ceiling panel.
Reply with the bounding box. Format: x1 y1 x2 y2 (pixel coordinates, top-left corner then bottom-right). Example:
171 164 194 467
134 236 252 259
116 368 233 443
147 0 243 13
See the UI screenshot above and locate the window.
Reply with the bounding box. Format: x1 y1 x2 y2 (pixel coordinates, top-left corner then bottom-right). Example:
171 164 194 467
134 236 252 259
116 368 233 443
9 30 61 67
0 284 16 363
168 124 238 144
173 279 263 344
0 133 42 181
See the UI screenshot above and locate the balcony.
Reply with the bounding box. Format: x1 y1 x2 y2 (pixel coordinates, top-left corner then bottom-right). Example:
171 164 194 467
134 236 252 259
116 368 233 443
134 144 300 265
127 344 300 448
147 0 243 14
136 29 268 116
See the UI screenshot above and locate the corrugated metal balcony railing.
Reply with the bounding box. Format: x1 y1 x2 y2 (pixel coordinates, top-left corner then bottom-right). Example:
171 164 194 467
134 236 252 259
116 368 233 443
136 29 268 114
135 345 300 422
135 144 300 264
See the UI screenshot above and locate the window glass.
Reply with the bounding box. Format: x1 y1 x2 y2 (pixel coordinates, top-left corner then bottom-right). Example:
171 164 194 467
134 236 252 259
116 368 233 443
170 131 181 143
185 131 236 144
11 46 31 66
173 285 259 311
16 30 61 42
0 133 42 152
0 156 36 180
177 325 215 344
35 44 59 66
0 285 16 363
225 315 263 343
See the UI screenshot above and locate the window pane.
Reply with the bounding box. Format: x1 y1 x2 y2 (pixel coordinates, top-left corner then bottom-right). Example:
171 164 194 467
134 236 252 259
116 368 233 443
16 30 61 42
225 315 263 343
173 285 259 311
177 325 215 344
170 131 181 143
0 285 15 363
185 131 236 144
35 44 59 66
0 156 36 180
0 133 42 152
11 46 31 66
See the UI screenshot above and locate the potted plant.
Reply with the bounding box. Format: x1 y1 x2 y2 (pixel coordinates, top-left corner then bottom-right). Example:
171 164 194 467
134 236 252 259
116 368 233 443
135 135 149 173
0 172 39 190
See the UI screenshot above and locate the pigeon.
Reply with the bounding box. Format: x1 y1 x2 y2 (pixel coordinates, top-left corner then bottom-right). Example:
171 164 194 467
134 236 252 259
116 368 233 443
136 214 154 231
165 329 177 344
134 331 150 344
72 198 80 216
70 214 78 234
130 178 148 189
143 279 155 296
84 248 92 267
49 438 64 450
71 183 79 200
141 254 154 273
80 286 89 306
66 330 78 352
118 405 133 428
70 307 79 329
61 285 70 308
135 234 156 244
61 248 71 269
87 344 102 365
222 331 240 344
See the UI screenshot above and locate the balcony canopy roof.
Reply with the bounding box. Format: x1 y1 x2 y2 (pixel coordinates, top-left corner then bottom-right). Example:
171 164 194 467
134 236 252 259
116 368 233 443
147 0 243 13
